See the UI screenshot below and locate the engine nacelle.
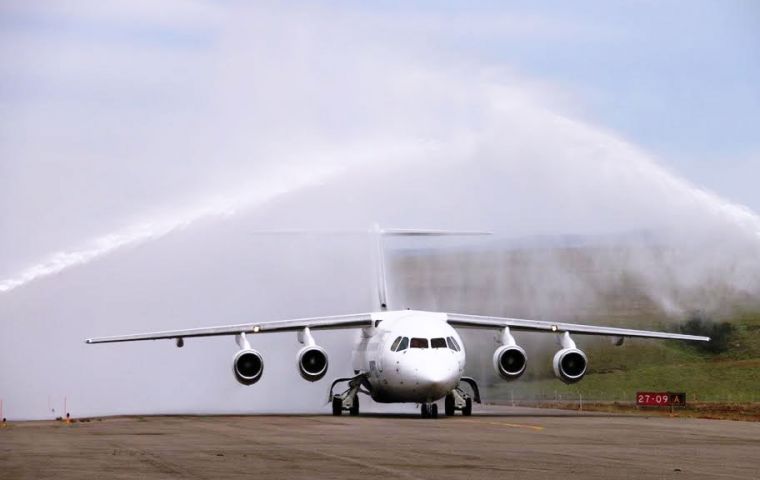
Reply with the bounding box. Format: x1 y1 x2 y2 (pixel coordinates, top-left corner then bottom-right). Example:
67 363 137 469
297 345 328 381
552 347 587 384
492 345 527 381
233 349 264 385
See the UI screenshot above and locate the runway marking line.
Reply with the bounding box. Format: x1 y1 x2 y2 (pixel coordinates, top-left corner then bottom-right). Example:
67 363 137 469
461 419 544 432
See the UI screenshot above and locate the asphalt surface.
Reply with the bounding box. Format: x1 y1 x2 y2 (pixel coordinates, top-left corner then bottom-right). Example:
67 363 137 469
1 405 758 479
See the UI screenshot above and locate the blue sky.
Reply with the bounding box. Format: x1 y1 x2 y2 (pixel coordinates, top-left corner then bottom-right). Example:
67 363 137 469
484 1 760 208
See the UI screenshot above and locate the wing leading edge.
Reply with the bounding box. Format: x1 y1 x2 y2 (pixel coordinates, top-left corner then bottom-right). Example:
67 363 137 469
85 313 375 344
86 310 710 344
446 313 710 342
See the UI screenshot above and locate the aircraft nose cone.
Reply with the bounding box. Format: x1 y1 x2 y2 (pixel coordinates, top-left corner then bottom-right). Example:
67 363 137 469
424 367 451 384
418 359 459 398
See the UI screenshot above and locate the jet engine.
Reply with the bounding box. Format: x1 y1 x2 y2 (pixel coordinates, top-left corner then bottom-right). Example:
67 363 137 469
297 345 329 381
552 347 587 384
492 345 527 381
233 348 264 385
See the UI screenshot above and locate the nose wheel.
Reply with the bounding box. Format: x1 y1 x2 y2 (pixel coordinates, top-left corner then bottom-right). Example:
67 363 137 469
420 403 438 419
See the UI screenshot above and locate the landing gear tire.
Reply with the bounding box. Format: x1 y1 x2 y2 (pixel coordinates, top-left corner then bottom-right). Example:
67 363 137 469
444 394 455 416
421 403 438 419
349 394 360 416
332 396 342 416
462 397 473 416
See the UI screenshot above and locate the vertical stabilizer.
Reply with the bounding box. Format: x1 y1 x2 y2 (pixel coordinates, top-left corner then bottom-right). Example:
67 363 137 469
370 225 490 312
372 223 389 311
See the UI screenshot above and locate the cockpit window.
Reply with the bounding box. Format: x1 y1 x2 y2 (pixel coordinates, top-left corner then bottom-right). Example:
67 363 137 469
431 338 447 349
446 336 461 352
410 338 429 349
397 337 409 351
390 336 402 351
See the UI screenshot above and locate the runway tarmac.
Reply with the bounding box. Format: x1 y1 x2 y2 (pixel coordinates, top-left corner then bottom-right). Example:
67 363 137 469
1 405 758 479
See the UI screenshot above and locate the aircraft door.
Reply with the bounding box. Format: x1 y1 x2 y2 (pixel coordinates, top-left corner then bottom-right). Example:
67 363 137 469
368 333 387 380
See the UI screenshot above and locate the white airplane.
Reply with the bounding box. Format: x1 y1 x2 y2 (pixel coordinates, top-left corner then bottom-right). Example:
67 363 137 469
86 227 709 418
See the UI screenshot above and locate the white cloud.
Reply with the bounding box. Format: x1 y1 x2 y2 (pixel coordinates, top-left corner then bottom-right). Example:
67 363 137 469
2 1 759 292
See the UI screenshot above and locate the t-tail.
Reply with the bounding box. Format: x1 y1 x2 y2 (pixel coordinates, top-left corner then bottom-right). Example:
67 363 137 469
370 224 491 311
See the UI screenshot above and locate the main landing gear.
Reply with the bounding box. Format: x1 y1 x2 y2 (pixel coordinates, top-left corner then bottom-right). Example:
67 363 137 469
329 374 367 416
332 394 359 416
444 377 480 416
445 392 472 416
420 377 481 419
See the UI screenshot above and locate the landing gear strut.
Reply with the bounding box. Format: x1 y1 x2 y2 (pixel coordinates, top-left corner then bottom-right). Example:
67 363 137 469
329 374 367 416
445 377 480 416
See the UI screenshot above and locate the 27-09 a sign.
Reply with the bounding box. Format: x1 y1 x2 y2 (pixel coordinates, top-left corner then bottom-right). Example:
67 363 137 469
636 391 686 407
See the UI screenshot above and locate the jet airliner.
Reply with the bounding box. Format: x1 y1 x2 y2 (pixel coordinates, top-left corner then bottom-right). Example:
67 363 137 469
86 227 709 418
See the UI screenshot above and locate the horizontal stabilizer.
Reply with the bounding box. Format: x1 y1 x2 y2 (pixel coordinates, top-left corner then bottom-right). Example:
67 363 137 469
379 229 491 236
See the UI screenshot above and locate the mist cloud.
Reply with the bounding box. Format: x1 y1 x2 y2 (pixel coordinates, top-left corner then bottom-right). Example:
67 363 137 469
1 2 758 419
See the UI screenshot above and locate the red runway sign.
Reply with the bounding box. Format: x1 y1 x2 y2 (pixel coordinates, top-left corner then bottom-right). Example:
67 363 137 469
636 391 686 407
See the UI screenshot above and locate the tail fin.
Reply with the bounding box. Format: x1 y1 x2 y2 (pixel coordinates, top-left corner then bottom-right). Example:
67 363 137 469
371 224 490 311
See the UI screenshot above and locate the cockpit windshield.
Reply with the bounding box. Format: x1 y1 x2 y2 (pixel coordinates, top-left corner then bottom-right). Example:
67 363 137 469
446 336 461 351
396 337 458 351
391 337 410 352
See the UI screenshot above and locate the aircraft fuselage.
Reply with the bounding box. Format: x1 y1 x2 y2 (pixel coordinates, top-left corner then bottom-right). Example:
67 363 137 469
352 311 465 403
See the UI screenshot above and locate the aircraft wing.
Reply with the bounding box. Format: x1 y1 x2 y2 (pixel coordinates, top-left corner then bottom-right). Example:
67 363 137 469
446 313 709 342
85 313 375 344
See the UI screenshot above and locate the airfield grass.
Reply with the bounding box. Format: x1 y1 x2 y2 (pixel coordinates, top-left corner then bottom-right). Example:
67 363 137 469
487 311 760 405
512 358 760 403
